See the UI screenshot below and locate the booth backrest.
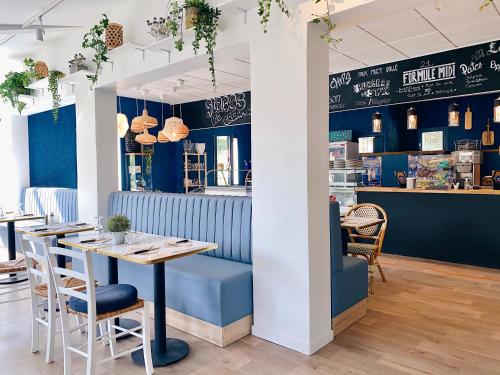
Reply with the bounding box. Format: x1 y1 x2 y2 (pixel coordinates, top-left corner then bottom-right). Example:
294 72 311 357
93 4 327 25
108 192 253 264
330 202 343 273
22 187 78 223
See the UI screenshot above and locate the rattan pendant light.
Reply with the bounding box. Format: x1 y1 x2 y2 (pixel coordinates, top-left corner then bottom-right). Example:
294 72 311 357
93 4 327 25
131 91 158 132
135 127 157 145
164 104 189 142
131 98 145 133
157 99 170 143
117 96 129 138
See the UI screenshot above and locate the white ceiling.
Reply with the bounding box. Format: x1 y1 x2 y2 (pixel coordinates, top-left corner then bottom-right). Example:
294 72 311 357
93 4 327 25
329 0 500 73
2 0 500 105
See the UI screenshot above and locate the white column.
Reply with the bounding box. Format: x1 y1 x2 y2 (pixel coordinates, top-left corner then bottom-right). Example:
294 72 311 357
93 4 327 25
75 83 119 222
249 9 332 354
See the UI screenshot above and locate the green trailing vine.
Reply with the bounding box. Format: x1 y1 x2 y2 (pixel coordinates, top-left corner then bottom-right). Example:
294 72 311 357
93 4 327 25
82 14 110 89
436 0 494 11
48 70 65 123
312 0 342 48
165 0 220 88
0 58 36 114
143 146 154 175
258 0 290 33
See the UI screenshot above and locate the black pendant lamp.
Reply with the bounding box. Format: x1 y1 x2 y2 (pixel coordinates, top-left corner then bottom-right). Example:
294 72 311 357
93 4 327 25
407 107 417 130
494 97 500 123
372 112 382 133
448 103 460 127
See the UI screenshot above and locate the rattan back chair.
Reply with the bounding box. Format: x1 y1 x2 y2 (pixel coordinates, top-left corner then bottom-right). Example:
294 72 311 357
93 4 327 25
345 203 388 293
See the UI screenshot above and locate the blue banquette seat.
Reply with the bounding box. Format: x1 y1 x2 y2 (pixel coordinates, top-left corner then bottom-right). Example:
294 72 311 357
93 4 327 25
89 192 253 347
329 201 368 334
22 187 78 223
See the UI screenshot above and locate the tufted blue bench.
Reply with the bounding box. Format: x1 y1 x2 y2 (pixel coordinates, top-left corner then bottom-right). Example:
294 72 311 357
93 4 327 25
329 202 368 335
89 192 253 347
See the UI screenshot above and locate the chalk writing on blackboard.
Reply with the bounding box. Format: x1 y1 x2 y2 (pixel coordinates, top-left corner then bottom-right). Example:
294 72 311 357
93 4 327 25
205 93 250 127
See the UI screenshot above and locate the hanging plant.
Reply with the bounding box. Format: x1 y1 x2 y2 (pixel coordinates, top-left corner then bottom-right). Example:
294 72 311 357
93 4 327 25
48 70 65 124
82 14 110 89
166 0 184 51
258 0 290 33
143 146 154 175
312 0 342 47
184 0 221 88
0 58 36 114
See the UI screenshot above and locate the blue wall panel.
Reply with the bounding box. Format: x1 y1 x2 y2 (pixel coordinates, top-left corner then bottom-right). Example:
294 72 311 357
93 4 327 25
28 104 77 188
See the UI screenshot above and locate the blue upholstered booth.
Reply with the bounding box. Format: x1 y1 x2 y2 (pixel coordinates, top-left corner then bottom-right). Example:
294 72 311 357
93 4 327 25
22 187 78 223
329 202 368 322
88 192 253 345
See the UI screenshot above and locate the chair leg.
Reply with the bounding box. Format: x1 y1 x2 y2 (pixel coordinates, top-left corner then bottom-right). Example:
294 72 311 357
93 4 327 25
45 293 56 363
368 255 376 294
30 296 40 353
60 310 73 375
86 321 97 375
99 322 108 346
107 319 118 358
142 303 154 375
376 258 387 282
76 315 85 334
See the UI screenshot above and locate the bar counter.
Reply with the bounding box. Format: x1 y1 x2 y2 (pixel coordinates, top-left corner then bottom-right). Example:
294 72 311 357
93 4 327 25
357 186 500 269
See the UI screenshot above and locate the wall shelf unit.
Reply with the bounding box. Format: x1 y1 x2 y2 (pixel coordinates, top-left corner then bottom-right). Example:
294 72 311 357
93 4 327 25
184 152 207 193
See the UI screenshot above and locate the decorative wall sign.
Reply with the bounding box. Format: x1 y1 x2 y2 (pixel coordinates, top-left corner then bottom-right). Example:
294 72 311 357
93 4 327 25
329 40 500 112
177 91 251 130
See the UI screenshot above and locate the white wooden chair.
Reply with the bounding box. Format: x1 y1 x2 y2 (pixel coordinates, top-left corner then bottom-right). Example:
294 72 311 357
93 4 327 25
18 234 86 363
44 245 154 375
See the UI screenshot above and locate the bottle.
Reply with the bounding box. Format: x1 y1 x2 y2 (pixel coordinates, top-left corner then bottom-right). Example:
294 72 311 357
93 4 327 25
464 178 471 190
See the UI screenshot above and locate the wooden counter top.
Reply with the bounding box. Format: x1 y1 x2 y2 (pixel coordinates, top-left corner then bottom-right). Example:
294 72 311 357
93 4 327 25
357 186 500 195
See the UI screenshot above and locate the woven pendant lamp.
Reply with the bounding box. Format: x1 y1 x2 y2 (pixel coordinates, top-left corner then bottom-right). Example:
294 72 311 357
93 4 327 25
117 96 129 138
164 104 189 142
135 128 157 146
131 98 145 133
157 99 170 143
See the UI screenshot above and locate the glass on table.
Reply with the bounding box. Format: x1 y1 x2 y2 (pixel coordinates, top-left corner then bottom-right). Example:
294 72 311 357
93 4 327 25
17 203 24 216
94 216 105 237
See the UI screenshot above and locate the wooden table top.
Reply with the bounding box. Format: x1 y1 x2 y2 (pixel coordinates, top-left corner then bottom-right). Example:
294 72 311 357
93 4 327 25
0 214 44 224
341 216 384 230
15 222 95 237
58 232 218 265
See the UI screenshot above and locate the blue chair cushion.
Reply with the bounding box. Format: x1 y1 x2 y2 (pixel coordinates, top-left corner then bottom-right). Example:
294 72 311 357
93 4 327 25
68 284 138 315
165 254 253 327
329 202 343 273
332 256 368 317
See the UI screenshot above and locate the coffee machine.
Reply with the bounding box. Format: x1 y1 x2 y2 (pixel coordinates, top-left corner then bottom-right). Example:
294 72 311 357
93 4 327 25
452 150 482 186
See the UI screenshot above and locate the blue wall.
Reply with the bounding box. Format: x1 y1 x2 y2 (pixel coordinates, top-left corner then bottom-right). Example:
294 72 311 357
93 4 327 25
117 97 177 192
28 104 77 188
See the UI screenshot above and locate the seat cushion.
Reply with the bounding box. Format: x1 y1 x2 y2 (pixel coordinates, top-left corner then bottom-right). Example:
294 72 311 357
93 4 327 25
165 254 253 327
68 284 138 315
332 256 368 317
347 242 377 256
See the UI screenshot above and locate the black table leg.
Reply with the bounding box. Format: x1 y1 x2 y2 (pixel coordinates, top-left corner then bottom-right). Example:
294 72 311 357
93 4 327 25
56 234 67 268
108 257 140 340
131 262 189 367
0 221 28 284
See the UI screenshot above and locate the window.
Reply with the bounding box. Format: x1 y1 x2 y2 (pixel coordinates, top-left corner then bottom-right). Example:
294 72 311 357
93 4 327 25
215 136 231 186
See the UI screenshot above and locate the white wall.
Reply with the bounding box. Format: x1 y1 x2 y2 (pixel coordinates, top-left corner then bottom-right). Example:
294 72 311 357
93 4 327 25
0 58 30 248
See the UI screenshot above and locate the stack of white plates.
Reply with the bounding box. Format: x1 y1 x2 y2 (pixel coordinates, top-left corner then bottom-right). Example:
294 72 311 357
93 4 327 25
333 160 345 169
345 159 364 169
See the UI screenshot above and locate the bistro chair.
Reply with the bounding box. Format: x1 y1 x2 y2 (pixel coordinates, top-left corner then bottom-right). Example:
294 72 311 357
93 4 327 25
44 245 154 375
0 258 30 304
19 234 87 363
345 203 388 294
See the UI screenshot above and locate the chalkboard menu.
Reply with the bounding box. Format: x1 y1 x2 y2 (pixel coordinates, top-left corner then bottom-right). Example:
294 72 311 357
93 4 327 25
176 91 251 130
329 40 500 112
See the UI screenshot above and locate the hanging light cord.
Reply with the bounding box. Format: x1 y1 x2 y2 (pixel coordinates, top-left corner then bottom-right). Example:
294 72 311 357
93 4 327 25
135 98 139 117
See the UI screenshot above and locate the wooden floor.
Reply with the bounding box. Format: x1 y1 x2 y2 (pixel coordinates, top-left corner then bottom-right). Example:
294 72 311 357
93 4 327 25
1 253 500 375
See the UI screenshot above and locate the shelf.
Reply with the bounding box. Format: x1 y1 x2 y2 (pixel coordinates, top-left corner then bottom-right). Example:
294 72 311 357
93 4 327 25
108 42 144 61
184 152 206 156
144 30 194 53
28 77 48 90
59 70 90 86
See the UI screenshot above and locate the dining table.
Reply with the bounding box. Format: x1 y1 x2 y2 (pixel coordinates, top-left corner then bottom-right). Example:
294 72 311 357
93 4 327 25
15 221 95 268
59 231 218 367
0 213 44 284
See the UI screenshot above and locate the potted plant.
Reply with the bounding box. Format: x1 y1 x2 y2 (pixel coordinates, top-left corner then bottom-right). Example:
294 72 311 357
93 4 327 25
82 14 110 88
0 58 36 114
68 54 88 74
106 214 131 245
147 17 171 40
